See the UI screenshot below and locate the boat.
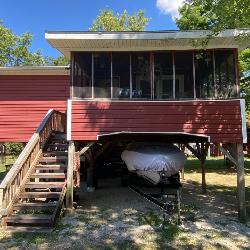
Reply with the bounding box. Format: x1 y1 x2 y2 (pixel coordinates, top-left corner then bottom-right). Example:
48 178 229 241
121 142 186 185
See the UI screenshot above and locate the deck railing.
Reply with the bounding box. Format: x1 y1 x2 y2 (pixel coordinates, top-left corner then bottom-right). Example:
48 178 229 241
0 109 66 218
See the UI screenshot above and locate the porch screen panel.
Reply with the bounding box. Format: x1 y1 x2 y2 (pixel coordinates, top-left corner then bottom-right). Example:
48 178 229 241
214 50 237 98
112 53 130 99
94 53 111 98
73 53 92 98
195 51 214 98
131 53 151 99
174 52 194 98
154 52 173 99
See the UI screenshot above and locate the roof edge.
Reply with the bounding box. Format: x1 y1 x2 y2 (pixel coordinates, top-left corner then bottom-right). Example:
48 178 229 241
0 66 70 76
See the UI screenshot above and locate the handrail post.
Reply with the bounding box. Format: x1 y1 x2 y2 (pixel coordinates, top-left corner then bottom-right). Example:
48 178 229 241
66 141 74 210
0 189 3 216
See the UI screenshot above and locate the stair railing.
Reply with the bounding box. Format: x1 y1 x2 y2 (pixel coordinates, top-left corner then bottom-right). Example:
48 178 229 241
0 109 66 219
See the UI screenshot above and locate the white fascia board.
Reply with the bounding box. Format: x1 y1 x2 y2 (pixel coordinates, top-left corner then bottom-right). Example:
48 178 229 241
240 99 247 144
45 29 250 41
67 99 72 141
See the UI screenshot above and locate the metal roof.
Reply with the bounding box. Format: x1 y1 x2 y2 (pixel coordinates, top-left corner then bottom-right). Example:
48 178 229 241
97 131 210 143
0 66 70 75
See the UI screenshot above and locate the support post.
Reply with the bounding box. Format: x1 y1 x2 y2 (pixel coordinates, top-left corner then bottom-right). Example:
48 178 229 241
236 143 246 221
200 143 209 194
85 150 96 192
185 143 209 193
201 158 206 194
66 141 75 210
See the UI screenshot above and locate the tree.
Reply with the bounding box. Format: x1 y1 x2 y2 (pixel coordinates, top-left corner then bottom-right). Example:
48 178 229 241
0 22 45 66
176 0 250 31
90 9 150 31
176 0 250 114
45 55 69 66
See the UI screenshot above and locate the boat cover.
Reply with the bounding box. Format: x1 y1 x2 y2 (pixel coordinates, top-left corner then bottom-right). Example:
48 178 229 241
121 143 186 177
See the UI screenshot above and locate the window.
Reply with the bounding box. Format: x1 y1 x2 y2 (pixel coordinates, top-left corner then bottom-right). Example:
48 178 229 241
93 53 111 98
73 53 92 98
112 53 130 99
131 53 151 99
195 51 214 98
174 52 194 98
214 50 237 98
154 52 173 99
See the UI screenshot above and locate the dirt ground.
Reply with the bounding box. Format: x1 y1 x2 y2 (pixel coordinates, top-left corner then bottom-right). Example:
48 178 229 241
0 172 249 250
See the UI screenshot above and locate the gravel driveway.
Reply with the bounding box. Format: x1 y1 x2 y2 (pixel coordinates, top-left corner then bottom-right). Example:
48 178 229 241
0 177 249 250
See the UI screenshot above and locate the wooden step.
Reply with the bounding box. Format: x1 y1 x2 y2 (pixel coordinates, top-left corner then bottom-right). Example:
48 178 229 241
40 157 67 164
30 173 66 179
6 226 53 233
47 143 68 147
35 165 67 171
43 151 68 156
52 133 67 140
13 202 57 211
25 182 65 188
19 192 61 199
6 214 53 226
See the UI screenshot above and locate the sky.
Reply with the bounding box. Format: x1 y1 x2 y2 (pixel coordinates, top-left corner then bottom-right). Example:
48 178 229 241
0 0 184 58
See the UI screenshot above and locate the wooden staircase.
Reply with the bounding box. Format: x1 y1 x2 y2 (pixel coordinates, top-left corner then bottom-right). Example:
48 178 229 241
0 110 68 232
5 132 68 231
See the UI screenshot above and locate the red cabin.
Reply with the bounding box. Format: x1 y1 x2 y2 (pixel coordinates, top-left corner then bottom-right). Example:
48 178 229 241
0 29 249 225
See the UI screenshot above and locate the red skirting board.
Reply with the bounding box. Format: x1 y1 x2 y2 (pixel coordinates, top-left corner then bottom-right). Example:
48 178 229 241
71 100 245 143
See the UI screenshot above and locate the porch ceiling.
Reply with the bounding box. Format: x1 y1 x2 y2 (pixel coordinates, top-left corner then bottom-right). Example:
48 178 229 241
97 132 210 143
45 29 250 59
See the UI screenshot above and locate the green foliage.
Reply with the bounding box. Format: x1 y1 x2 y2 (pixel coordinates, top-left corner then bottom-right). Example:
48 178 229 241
240 78 250 118
90 9 150 31
45 55 69 66
176 4 216 30
4 143 24 156
176 0 250 31
52 56 69 66
176 0 250 114
239 48 250 74
0 23 45 66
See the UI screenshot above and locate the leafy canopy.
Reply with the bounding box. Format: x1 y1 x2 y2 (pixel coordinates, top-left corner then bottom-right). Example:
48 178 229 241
0 22 45 66
176 0 250 116
0 21 68 66
176 0 250 31
90 9 150 31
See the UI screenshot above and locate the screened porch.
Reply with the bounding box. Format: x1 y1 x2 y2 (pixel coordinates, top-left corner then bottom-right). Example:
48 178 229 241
71 49 238 100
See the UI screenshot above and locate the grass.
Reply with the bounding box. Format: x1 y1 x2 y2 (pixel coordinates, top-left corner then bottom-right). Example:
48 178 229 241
184 156 250 218
0 155 17 181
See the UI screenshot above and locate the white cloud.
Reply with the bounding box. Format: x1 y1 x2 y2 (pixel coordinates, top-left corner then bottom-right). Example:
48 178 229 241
156 0 185 19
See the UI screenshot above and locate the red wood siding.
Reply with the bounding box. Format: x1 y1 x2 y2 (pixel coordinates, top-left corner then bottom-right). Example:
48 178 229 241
0 75 69 100
0 75 70 142
71 100 243 143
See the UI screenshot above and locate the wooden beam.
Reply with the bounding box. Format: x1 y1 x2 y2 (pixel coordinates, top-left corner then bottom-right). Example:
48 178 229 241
79 142 95 156
94 142 112 160
236 143 246 221
215 143 237 166
66 141 74 210
185 143 201 160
